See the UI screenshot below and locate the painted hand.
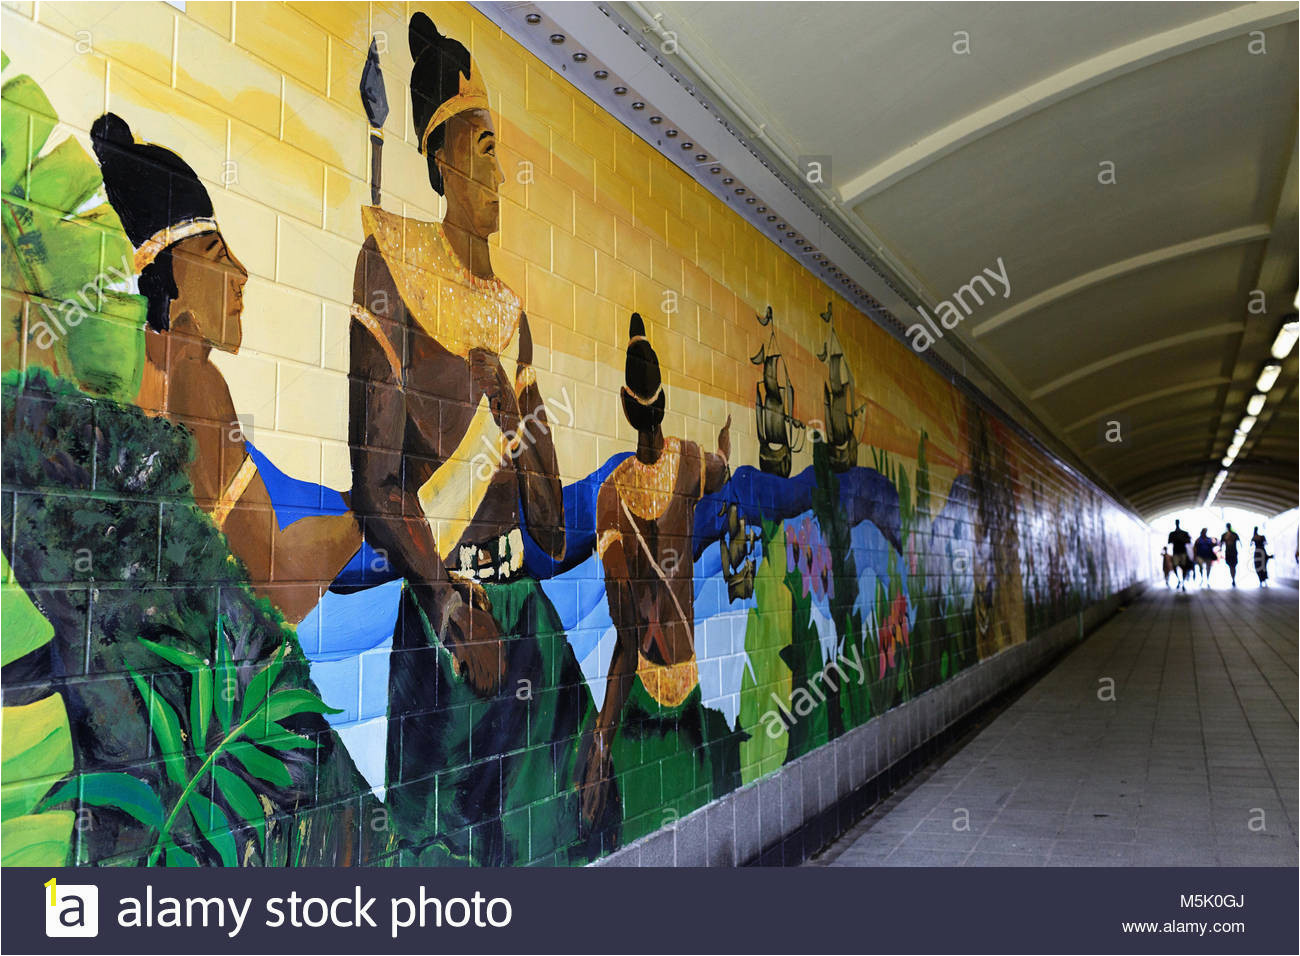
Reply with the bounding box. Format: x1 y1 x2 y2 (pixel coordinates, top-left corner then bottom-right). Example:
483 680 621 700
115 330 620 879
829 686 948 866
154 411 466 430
441 582 506 696
469 346 521 435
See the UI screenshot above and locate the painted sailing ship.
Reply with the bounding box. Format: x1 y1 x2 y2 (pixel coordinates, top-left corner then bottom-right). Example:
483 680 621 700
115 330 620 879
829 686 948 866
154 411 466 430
718 501 760 601
751 306 805 477
817 302 867 472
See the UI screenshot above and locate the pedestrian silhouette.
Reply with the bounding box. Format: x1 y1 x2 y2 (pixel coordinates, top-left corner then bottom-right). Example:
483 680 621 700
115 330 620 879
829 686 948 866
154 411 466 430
1220 523 1241 587
1193 527 1217 587
1251 526 1272 587
1167 520 1191 591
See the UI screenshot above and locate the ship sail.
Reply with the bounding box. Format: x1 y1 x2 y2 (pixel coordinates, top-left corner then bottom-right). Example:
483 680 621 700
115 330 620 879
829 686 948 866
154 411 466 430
752 307 804 477
819 301 865 471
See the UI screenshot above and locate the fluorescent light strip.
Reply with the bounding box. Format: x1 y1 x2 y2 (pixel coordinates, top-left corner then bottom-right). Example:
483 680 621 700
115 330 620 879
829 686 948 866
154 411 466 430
1256 364 1282 392
1246 393 1266 416
1272 326 1298 359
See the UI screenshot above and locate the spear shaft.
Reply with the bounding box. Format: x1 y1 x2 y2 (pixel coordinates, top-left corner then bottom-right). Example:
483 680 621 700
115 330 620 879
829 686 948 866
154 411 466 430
359 38 390 208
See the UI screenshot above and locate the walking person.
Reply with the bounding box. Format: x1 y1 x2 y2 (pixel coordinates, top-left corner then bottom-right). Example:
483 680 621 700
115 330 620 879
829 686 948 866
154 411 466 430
1220 523 1242 587
1161 547 1175 588
1167 520 1192 590
1193 527 1218 587
1251 527 1272 587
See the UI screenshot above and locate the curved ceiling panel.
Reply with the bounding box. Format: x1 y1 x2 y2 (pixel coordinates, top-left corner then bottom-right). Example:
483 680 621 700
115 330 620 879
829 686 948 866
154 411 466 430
624 2 1298 519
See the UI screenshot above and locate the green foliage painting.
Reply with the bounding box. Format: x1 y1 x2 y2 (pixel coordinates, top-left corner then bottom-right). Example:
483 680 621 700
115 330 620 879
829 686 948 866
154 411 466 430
128 626 338 866
2 369 373 866
1 564 75 865
1 50 146 401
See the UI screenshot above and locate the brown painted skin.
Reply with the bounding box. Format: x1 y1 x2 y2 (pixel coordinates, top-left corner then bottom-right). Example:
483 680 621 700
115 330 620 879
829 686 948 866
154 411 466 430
348 108 565 697
138 231 362 623
579 401 730 825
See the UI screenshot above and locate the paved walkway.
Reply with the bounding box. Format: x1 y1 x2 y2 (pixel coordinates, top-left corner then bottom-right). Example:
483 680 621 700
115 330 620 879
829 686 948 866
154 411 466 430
812 583 1298 866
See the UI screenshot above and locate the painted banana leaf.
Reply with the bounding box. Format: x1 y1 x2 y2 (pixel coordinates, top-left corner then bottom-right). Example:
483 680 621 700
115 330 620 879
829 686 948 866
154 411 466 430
1 550 53 667
0 556 75 865
1 49 145 402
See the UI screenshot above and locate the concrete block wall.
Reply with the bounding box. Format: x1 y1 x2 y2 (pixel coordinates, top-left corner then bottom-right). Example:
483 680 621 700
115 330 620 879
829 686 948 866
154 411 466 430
1 1 1151 868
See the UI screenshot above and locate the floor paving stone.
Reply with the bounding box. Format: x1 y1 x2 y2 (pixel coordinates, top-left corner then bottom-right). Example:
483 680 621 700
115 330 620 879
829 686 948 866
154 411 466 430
810 585 1299 867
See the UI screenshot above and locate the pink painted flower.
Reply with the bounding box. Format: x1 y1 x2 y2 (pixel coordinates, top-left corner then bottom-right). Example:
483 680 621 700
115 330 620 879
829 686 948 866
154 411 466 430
785 517 834 601
877 592 910 679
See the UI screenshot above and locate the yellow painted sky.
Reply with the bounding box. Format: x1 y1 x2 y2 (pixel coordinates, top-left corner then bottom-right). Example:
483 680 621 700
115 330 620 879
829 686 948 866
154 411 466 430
4 1 966 504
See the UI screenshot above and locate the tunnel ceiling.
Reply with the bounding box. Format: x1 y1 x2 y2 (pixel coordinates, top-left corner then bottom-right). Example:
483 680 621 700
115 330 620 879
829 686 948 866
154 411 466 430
624 1 1299 520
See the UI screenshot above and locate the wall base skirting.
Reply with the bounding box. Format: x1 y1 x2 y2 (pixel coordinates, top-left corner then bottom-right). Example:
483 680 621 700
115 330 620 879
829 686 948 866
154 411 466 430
591 580 1151 867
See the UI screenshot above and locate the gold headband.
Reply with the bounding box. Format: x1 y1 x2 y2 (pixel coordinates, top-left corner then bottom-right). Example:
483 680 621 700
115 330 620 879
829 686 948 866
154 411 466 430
418 62 490 156
622 383 664 407
133 217 220 272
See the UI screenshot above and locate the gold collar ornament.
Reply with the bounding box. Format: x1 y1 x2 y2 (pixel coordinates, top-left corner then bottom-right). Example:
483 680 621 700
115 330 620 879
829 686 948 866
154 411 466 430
611 437 682 522
359 205 520 358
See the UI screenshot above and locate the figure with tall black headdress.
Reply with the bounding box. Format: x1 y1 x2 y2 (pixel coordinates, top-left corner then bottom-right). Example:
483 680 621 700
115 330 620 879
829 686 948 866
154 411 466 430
347 14 594 864
90 112 362 625
583 313 733 839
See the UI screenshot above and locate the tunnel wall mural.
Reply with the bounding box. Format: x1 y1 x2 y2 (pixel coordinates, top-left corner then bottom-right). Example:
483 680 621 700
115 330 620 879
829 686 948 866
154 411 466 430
0 2 1150 867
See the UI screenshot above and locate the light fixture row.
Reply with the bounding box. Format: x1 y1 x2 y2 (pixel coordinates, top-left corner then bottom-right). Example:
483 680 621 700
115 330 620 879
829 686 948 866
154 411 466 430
1213 311 1296 490
1205 468 1229 507
517 9 882 313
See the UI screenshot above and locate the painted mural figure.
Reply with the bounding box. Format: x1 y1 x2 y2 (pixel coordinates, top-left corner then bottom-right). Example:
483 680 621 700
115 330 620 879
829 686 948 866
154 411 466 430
90 113 362 624
583 313 732 834
968 404 1026 658
751 305 804 477
817 302 867 472
347 14 595 863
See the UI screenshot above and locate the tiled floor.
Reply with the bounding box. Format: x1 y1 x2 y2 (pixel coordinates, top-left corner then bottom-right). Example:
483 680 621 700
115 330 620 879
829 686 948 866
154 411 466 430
812 583 1298 867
